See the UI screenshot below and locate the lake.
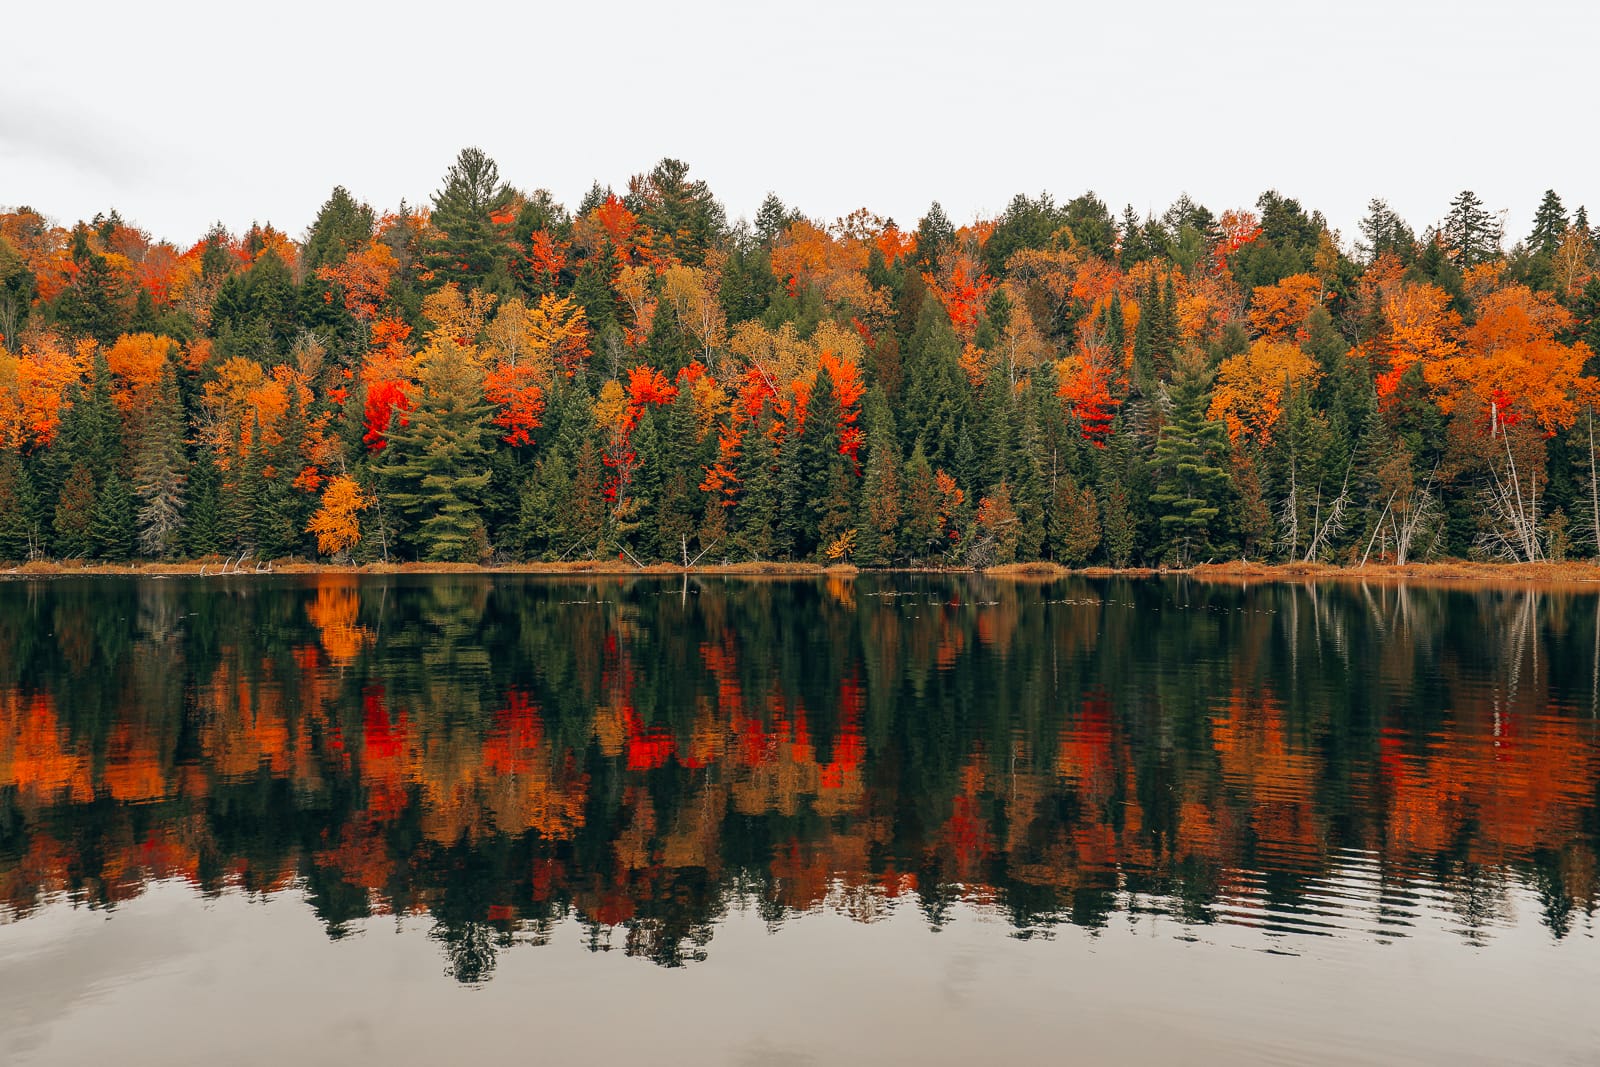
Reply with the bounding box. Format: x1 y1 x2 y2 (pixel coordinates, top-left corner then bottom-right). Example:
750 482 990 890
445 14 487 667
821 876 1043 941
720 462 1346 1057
1 573 1597 1065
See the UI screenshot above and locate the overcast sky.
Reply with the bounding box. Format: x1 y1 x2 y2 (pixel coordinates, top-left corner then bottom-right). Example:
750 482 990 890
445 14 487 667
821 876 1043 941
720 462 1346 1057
2 0 1594 250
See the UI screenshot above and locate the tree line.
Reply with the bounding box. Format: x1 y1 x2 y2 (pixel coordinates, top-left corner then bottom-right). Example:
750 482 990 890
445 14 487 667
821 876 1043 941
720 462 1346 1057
2 150 1599 565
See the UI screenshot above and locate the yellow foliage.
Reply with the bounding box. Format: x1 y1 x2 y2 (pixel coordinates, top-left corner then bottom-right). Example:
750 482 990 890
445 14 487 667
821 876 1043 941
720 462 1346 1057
1209 338 1320 444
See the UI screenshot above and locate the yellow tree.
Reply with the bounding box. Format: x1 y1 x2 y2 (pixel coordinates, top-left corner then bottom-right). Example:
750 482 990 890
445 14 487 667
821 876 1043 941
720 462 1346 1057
1209 338 1320 444
307 475 371 557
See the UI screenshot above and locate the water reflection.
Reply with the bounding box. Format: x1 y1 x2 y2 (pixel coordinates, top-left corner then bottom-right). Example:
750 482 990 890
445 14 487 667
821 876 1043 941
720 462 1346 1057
1 574 1596 982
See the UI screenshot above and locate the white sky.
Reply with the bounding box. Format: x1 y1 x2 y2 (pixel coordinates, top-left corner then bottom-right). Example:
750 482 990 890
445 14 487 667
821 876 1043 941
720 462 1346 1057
2 0 1595 250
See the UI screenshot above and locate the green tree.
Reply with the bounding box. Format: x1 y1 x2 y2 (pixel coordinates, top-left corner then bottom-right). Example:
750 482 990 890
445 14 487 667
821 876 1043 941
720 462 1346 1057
425 147 514 294
376 338 494 561
89 470 135 561
133 358 189 557
1149 349 1233 565
0 449 40 560
303 186 377 271
1048 471 1100 565
1442 189 1501 268
1528 190 1568 256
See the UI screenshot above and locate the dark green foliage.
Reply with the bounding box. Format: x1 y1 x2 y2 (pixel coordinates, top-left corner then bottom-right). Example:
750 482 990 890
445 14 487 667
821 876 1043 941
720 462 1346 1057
376 342 494 561
0 448 40 560
425 147 515 294
901 300 971 475
1148 352 1234 565
1442 189 1501 268
303 186 376 271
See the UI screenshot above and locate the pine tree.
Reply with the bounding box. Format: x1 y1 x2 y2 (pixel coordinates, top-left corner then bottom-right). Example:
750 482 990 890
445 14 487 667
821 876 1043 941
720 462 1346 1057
133 357 189 557
1149 349 1233 565
424 147 514 294
376 338 494 562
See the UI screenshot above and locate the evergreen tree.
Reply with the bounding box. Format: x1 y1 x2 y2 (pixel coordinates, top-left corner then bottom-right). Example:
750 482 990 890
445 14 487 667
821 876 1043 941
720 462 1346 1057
1047 471 1100 565
1118 205 1151 268
1528 190 1568 256
133 358 188 557
53 462 97 558
0 448 40 560
184 449 225 557
902 300 971 475
88 470 135 561
1442 189 1501 268
856 392 902 566
1098 476 1135 568
1008 395 1049 559
735 406 779 559
424 147 514 293
913 202 955 276
1358 198 1416 263
303 186 376 271
54 225 130 343
376 339 494 561
1148 349 1233 565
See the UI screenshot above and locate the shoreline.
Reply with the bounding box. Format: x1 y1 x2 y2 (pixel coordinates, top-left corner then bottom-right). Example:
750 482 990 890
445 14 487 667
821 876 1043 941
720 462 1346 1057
6 557 1600 588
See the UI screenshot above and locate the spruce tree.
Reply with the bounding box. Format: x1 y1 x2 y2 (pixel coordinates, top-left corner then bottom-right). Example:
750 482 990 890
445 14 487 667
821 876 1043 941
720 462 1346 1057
902 300 971 475
1008 396 1049 559
1098 476 1135 568
1528 190 1568 256
1047 471 1100 565
89 470 135 561
184 450 224 557
0 448 40 561
53 462 97 558
1442 189 1501 268
303 186 376 271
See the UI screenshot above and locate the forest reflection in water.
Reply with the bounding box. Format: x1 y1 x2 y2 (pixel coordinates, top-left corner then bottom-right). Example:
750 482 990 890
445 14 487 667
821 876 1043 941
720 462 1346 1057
1 572 1598 988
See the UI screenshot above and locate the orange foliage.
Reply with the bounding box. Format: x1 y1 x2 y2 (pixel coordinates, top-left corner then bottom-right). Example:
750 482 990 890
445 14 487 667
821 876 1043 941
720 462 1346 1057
1247 273 1322 341
104 333 177 413
0 336 86 448
315 241 398 322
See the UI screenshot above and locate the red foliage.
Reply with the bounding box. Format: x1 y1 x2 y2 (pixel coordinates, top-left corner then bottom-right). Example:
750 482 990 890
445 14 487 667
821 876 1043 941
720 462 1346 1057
362 379 411 451
484 363 546 447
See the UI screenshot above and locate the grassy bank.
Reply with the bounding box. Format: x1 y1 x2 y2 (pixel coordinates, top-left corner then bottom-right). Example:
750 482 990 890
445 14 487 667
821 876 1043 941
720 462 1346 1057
7 556 1600 588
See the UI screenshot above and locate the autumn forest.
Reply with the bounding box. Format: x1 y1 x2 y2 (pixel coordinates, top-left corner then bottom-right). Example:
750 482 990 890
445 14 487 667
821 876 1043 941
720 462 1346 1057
2 151 1599 566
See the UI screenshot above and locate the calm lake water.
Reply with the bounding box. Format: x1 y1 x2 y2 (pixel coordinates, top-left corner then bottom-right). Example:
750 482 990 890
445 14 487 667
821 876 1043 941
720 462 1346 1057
1 573 1597 1065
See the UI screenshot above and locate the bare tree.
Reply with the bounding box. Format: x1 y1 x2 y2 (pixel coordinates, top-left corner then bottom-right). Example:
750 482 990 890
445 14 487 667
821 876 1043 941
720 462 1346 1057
1475 401 1544 562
